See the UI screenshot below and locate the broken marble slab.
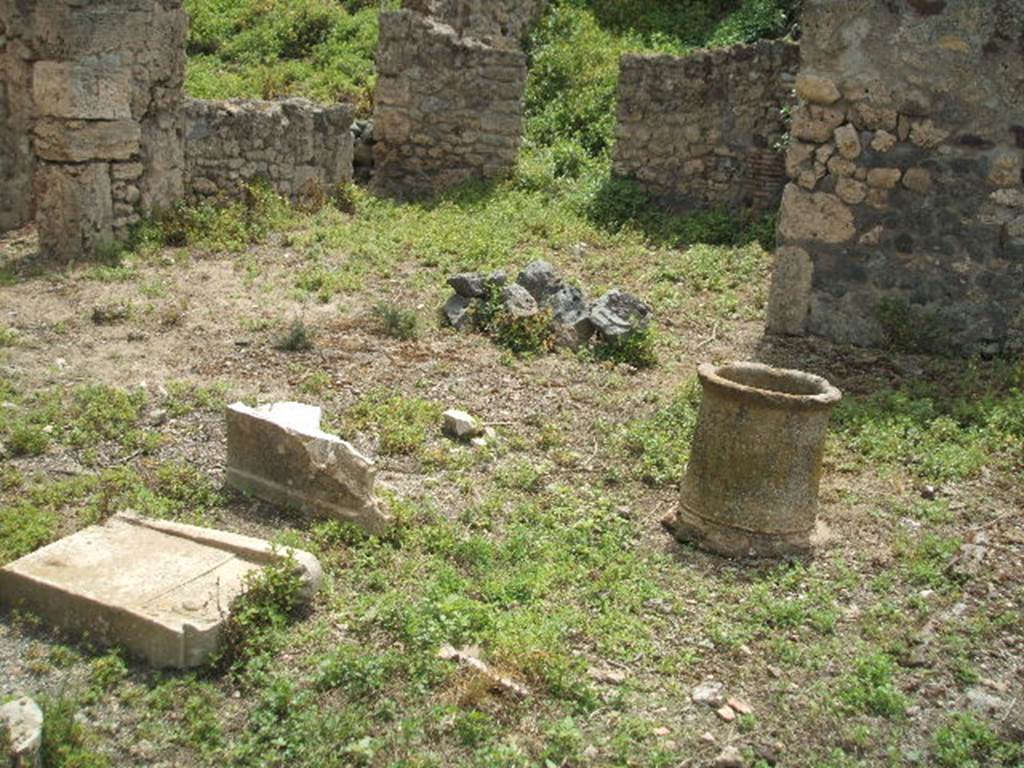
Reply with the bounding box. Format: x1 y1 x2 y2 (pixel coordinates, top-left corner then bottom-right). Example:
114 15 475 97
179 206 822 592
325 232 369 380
0 512 322 669
225 402 391 534
1 697 43 768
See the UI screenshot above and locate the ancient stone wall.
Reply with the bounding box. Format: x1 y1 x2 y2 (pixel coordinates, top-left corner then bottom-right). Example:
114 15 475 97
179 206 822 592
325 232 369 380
30 0 188 260
372 9 528 198
0 0 36 232
404 0 547 49
767 0 1024 355
184 98 354 204
613 40 799 213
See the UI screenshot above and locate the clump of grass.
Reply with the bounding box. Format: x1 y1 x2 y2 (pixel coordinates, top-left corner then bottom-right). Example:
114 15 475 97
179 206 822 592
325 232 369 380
41 694 113 768
274 319 315 352
6 421 51 457
932 712 1023 768
612 382 701 485
836 651 908 718
372 302 419 340
343 389 442 456
0 325 18 347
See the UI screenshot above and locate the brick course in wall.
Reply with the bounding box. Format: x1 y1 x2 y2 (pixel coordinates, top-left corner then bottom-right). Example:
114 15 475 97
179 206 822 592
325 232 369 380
184 98 353 204
372 9 528 199
767 0 1024 355
613 40 799 214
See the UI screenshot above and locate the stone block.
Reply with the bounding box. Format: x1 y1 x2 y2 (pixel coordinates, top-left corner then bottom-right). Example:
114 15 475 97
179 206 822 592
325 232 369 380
33 59 132 120
34 161 114 261
226 402 391 534
1 697 43 768
34 118 141 162
777 185 855 244
0 513 323 668
766 246 813 335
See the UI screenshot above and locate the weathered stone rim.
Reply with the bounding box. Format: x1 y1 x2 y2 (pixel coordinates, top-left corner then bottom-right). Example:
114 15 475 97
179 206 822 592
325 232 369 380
697 361 842 410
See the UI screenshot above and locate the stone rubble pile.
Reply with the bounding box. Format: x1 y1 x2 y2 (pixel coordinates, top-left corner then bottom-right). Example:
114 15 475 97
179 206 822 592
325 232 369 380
441 260 653 352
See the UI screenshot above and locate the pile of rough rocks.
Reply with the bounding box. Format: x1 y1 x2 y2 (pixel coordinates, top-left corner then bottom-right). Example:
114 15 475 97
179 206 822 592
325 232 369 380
441 260 652 351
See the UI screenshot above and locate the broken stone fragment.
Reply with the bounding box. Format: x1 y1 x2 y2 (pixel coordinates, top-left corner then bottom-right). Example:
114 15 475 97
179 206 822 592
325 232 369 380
448 272 489 298
547 285 595 349
2 697 43 768
443 409 484 440
691 680 726 707
501 283 539 318
589 290 652 342
516 260 564 303
442 294 475 331
0 512 323 668
226 402 391 534
448 270 507 298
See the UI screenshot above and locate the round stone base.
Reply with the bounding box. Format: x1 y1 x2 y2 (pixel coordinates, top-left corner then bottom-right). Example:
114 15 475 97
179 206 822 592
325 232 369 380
662 506 828 559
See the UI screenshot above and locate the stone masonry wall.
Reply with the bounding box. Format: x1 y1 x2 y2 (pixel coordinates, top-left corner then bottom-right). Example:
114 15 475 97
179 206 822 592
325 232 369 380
372 9 528 198
613 40 799 213
403 0 547 50
184 98 354 204
30 0 188 260
767 0 1024 355
0 0 35 232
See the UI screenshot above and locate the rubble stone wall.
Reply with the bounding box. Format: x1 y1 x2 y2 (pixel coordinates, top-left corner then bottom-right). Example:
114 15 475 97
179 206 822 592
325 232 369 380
403 0 547 49
613 40 799 214
184 98 354 204
767 0 1024 355
30 0 188 260
372 9 528 198
0 0 36 232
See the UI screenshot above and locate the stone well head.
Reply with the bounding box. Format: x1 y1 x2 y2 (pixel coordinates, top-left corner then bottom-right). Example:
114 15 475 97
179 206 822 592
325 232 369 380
667 361 841 558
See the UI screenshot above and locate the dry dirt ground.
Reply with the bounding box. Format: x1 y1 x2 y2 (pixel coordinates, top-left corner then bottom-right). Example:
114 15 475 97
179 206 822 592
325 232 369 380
0 215 1022 768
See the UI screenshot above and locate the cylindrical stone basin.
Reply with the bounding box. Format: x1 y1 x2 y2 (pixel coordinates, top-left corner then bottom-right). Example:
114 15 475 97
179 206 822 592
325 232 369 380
667 362 842 558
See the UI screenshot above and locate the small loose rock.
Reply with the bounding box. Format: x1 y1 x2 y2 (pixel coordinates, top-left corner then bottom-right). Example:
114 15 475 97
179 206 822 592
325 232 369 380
443 409 483 440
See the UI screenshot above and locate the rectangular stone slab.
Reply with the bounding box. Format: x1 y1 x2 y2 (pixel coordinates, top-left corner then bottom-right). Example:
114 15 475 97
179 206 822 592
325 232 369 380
226 402 392 534
0 512 322 668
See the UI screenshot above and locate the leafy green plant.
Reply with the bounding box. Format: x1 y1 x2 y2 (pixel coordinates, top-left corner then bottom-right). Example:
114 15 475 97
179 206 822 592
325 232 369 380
491 308 555 357
590 324 658 368
213 554 307 670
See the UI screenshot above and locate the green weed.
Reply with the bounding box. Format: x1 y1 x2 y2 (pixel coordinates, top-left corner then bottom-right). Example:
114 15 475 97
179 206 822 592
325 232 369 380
372 302 420 340
274 319 316 352
836 652 908 718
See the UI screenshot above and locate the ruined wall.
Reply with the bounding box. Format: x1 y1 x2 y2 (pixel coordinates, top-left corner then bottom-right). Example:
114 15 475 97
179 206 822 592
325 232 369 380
30 0 187 260
404 0 547 49
372 10 528 198
0 0 35 232
767 0 1024 355
184 98 354 204
613 40 799 213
